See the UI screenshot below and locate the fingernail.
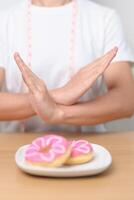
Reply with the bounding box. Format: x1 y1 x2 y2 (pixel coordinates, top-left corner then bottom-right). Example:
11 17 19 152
14 52 19 58
113 46 118 53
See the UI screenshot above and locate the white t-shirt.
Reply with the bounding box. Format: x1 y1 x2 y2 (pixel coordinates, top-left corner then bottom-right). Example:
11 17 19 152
0 0 134 132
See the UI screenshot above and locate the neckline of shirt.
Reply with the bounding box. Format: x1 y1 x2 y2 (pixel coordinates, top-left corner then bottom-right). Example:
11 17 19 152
30 0 79 15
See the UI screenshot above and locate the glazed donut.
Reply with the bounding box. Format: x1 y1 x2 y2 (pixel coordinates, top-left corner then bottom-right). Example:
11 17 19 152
66 140 94 165
24 134 71 167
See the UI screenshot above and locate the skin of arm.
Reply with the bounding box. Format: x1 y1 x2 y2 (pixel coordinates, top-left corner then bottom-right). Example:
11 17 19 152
56 62 134 125
0 66 99 121
1 48 134 124
14 48 123 124
14 51 134 125
0 68 34 120
0 68 5 90
0 48 117 121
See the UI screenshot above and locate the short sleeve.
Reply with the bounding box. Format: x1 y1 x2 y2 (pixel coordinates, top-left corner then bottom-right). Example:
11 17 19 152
0 11 8 69
0 39 7 69
103 10 134 63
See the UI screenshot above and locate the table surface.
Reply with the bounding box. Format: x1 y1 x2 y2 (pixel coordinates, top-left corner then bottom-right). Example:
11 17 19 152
0 131 134 200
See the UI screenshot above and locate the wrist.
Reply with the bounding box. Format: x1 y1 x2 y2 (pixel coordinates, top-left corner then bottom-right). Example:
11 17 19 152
26 93 36 116
50 87 68 105
49 105 66 124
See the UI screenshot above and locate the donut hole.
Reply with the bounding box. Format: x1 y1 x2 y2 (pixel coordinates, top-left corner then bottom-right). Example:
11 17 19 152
39 145 51 153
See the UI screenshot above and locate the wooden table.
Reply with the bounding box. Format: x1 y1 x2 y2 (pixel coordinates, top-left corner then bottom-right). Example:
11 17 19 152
0 131 134 200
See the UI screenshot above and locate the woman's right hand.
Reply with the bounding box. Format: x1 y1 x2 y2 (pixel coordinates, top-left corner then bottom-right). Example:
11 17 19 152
50 47 118 105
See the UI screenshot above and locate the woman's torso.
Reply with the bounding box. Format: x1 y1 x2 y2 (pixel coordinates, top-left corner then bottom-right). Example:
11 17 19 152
0 0 108 132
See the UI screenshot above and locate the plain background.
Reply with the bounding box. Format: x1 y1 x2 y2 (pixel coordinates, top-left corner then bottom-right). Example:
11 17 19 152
0 0 134 131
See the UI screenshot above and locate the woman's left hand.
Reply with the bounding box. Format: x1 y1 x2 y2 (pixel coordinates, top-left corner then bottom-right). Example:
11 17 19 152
14 53 64 123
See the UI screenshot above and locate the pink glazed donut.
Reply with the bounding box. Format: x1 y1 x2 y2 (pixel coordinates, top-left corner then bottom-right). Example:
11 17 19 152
66 140 94 165
24 135 71 167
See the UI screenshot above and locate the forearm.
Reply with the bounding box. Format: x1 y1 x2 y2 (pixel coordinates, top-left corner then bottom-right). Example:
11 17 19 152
56 87 134 125
49 47 117 106
0 85 76 121
0 93 35 120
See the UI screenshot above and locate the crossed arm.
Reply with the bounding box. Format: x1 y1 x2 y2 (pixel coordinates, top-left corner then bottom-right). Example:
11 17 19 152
0 47 134 125
57 62 134 125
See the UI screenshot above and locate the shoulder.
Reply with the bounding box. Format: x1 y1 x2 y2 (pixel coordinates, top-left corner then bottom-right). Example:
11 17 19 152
0 0 26 21
78 0 121 57
0 0 27 36
79 0 117 22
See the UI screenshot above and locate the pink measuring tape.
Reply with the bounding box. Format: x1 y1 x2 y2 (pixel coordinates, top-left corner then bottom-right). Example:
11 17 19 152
21 0 78 131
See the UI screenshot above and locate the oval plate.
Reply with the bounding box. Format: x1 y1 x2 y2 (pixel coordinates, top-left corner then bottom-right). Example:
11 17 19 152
15 144 112 177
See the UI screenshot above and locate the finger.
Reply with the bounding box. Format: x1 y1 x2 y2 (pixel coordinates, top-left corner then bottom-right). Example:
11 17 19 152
14 52 34 83
14 53 39 85
14 52 31 74
14 53 38 92
100 47 118 69
88 48 118 80
22 72 38 93
93 47 118 67
14 52 45 85
99 47 118 64
92 47 118 76
14 52 39 80
102 46 118 60
14 53 48 94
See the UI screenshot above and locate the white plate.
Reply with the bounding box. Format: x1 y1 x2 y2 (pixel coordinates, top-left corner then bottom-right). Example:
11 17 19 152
15 144 112 177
